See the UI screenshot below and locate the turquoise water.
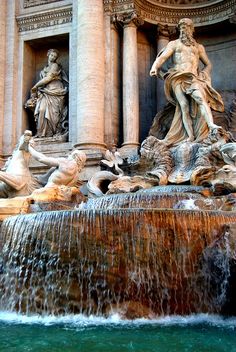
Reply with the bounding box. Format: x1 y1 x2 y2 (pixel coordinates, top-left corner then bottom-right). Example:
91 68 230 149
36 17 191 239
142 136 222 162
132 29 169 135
0 313 236 352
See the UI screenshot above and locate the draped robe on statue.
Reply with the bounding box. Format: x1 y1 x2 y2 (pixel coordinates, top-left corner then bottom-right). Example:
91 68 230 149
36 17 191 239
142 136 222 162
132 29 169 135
162 69 224 147
34 65 68 138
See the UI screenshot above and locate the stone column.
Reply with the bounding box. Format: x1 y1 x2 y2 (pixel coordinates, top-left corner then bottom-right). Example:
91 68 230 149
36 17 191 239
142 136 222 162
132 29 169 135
104 14 121 150
73 0 106 152
156 24 171 112
0 0 6 161
119 12 144 157
2 1 18 158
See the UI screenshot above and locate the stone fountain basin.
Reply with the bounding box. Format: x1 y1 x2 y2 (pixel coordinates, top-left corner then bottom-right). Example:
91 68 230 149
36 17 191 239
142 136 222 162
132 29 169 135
0 207 235 318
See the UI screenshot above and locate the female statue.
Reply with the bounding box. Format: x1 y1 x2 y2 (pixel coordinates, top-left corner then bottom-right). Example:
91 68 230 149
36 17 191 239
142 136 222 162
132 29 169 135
26 49 69 138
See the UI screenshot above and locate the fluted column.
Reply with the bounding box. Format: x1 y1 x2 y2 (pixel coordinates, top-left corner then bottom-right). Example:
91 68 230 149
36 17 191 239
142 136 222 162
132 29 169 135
156 24 171 112
118 12 143 157
73 0 106 151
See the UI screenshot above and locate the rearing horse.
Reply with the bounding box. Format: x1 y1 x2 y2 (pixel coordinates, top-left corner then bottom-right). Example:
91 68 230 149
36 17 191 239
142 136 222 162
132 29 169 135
0 131 38 198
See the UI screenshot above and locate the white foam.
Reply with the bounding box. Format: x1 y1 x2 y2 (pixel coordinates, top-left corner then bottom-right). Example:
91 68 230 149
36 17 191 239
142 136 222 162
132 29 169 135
0 312 235 329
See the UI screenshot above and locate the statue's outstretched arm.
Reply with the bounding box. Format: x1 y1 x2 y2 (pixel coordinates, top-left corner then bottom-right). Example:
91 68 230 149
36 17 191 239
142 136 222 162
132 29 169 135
150 41 175 76
28 145 59 167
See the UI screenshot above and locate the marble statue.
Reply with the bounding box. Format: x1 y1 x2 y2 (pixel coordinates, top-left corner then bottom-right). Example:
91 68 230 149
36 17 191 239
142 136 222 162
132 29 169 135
220 143 236 166
28 145 86 189
150 18 224 146
0 130 38 198
25 49 68 138
27 143 86 201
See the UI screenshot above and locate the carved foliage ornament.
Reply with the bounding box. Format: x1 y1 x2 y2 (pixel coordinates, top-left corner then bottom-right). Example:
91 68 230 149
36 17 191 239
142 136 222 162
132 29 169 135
114 10 144 27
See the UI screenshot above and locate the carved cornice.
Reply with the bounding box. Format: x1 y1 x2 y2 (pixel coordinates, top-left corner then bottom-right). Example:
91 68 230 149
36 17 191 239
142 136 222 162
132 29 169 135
23 0 63 8
16 6 72 32
104 0 236 27
145 0 224 8
136 0 236 26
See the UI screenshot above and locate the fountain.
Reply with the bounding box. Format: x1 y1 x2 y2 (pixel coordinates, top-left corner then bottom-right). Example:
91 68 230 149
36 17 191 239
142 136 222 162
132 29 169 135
0 18 236 325
0 190 236 319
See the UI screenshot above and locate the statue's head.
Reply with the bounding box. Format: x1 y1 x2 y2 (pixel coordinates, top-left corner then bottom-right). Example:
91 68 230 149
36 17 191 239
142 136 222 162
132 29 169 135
47 49 59 62
178 18 194 32
23 130 32 141
178 18 195 45
70 150 87 168
17 130 32 151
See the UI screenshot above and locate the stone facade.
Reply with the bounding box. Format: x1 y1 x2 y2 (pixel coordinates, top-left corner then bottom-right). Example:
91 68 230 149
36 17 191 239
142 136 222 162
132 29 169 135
0 0 236 178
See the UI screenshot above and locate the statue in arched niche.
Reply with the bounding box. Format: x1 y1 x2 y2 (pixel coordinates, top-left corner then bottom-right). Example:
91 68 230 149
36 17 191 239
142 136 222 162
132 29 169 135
25 49 69 139
150 18 224 146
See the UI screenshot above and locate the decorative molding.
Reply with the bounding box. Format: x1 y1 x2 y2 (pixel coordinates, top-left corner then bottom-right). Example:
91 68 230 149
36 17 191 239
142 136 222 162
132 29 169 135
104 0 135 13
229 13 236 23
104 0 236 27
16 6 72 32
23 0 63 8
136 0 236 26
114 10 144 27
145 0 224 8
157 24 175 38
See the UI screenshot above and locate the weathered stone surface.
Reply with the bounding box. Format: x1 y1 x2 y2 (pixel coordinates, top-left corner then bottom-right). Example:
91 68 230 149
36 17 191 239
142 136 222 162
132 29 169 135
0 197 31 221
107 175 159 194
31 186 85 203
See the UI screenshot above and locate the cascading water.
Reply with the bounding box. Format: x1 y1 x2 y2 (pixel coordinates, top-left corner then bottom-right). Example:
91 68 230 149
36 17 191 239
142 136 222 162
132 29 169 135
0 191 235 318
81 190 226 211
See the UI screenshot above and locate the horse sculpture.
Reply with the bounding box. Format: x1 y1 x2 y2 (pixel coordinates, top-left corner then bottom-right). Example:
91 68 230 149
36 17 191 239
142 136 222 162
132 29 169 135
0 131 38 198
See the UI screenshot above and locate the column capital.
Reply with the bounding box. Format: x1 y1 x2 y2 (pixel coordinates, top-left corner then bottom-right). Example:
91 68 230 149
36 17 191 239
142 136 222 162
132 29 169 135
114 11 144 29
229 13 236 24
157 24 176 39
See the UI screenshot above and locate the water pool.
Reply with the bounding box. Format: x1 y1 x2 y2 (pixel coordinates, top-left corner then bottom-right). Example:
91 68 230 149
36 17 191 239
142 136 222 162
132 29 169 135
0 313 236 352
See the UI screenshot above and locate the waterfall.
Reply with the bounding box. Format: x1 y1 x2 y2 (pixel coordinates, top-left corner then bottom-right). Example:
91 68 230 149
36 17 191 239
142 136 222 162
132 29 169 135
81 190 225 211
0 207 235 318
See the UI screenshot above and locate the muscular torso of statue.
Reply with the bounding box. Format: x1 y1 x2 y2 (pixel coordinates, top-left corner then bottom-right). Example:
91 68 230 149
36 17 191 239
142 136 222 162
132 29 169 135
172 40 200 75
46 159 79 187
